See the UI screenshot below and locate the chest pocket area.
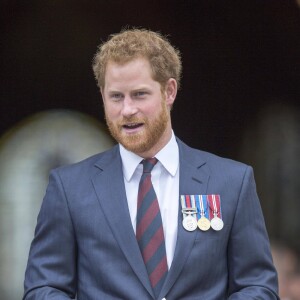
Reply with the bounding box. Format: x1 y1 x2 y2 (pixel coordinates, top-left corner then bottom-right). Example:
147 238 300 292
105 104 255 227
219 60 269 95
193 224 230 257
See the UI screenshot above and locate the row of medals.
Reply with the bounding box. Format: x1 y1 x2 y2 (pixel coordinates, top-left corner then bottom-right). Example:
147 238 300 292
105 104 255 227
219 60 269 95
182 208 224 232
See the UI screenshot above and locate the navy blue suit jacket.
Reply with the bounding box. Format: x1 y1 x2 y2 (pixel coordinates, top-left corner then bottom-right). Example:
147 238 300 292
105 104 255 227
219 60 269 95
23 138 279 299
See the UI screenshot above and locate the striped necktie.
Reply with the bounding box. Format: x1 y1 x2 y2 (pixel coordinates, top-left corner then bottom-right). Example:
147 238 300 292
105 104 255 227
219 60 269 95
136 158 168 298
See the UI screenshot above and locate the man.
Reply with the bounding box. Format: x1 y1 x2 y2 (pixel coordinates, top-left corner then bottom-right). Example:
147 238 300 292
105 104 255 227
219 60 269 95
23 29 279 299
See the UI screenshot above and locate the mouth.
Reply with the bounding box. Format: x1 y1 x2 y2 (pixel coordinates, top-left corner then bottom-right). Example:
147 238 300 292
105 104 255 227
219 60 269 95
122 122 144 133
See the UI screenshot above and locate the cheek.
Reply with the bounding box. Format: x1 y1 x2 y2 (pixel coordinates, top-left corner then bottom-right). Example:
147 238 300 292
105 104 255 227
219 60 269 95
104 104 120 119
144 102 163 117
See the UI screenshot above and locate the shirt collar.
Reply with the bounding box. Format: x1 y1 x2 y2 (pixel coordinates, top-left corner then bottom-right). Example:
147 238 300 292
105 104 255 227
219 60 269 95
120 131 179 181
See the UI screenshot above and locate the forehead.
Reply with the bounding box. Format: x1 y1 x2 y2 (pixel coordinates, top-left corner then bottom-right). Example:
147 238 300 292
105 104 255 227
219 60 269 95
104 57 158 90
106 57 151 75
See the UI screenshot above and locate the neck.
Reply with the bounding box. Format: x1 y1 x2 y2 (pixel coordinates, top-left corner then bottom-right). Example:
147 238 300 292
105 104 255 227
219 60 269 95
137 127 173 158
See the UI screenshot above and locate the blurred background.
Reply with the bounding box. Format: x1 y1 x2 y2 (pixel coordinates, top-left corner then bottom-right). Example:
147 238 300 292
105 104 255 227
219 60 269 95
1 1 300 299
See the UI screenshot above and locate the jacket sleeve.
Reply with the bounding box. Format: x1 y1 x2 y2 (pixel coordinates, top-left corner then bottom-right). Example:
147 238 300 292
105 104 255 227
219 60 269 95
23 170 77 299
227 166 279 299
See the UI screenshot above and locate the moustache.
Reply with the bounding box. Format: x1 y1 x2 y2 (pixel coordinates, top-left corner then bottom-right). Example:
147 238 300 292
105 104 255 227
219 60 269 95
118 117 146 126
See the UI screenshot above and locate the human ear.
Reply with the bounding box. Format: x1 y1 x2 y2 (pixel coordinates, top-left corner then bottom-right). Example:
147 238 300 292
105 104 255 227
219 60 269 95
164 78 177 108
100 87 106 104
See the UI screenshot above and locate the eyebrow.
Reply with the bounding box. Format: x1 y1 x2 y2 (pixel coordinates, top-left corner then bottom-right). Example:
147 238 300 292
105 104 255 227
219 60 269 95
106 86 151 94
131 86 151 92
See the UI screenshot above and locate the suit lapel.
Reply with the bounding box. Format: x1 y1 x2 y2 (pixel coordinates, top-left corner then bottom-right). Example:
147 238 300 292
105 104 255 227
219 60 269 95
91 146 154 298
159 140 210 298
90 140 209 299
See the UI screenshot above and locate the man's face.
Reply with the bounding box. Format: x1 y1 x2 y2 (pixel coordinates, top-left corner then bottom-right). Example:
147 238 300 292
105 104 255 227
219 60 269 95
101 57 176 158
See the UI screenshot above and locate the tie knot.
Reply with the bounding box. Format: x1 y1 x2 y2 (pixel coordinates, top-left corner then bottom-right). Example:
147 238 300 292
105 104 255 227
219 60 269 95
142 158 158 173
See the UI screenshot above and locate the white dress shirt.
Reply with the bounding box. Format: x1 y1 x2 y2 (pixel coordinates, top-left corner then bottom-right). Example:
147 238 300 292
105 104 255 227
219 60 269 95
119 132 179 268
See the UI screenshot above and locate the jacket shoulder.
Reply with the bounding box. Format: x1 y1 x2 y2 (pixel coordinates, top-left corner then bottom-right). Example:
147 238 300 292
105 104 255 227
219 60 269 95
52 144 119 179
177 138 250 175
177 139 249 169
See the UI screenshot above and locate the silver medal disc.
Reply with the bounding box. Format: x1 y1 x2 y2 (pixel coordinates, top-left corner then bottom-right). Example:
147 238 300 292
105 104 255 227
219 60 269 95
210 217 224 231
182 215 197 231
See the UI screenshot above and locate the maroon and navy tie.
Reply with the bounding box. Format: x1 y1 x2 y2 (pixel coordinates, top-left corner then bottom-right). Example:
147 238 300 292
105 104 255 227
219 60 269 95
136 158 168 297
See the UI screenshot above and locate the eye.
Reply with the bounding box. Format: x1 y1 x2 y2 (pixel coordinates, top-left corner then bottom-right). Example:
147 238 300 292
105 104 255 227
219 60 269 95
133 91 147 98
110 93 123 101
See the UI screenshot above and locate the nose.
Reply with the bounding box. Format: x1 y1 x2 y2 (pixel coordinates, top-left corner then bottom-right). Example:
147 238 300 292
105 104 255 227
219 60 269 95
121 96 138 117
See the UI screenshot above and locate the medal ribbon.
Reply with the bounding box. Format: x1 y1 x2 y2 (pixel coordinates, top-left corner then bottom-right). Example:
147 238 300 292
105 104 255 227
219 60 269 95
195 195 209 220
180 195 197 219
208 194 222 219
